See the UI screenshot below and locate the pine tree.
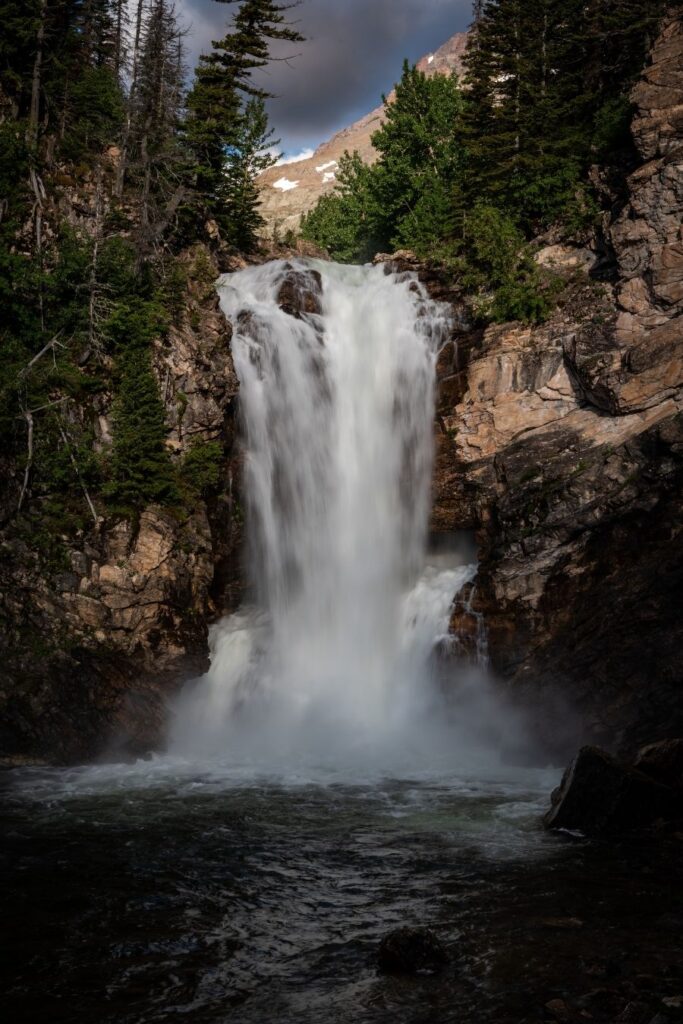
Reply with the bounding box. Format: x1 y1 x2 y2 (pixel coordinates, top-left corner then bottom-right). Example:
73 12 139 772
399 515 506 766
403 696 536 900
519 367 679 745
185 0 304 229
302 62 464 261
106 345 180 513
461 0 678 230
220 97 277 249
300 152 381 263
370 62 464 251
462 0 586 229
129 0 187 253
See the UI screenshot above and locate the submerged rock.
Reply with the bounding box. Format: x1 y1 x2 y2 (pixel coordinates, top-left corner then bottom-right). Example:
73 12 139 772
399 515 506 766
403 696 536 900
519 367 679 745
377 927 450 975
544 746 682 836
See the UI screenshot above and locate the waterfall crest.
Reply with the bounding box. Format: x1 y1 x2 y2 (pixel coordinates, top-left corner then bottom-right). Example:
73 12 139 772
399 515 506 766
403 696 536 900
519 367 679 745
170 260 481 768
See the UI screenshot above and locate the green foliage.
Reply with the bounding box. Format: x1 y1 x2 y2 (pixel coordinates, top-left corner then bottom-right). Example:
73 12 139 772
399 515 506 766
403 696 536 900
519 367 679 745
460 204 558 324
302 67 464 263
104 296 169 352
592 97 635 159
370 63 464 251
301 153 381 263
104 345 179 516
180 440 224 502
461 0 674 229
302 1 673 323
61 66 125 160
186 0 304 238
219 97 277 250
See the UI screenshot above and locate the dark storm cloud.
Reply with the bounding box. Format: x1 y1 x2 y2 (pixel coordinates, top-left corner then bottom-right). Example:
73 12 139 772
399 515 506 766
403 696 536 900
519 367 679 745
178 0 473 152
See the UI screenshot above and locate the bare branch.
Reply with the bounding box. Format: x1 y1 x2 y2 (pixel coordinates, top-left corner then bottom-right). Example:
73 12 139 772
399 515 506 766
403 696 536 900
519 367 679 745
56 421 99 524
18 331 65 380
17 409 34 514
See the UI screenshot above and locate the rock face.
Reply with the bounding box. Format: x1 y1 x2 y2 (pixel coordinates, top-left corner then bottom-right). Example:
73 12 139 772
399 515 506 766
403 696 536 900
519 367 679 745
633 737 683 787
429 12 683 753
0 245 244 764
544 745 682 835
257 33 468 236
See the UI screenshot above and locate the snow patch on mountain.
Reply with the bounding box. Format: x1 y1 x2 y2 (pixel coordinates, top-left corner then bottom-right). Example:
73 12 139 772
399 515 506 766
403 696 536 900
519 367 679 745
316 160 338 173
273 177 300 192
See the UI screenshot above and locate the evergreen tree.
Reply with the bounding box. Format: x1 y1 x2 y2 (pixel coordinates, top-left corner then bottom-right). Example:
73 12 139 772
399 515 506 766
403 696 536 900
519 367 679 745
461 0 584 230
461 0 678 230
106 345 180 514
220 97 277 249
185 0 304 230
128 0 188 255
370 62 464 251
302 63 464 262
301 152 381 263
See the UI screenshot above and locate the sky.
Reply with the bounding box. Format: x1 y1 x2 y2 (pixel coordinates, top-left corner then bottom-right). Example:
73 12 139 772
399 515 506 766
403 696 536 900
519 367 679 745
178 0 473 156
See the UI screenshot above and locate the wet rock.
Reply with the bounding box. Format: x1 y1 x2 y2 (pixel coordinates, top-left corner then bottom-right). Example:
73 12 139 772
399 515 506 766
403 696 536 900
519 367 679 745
377 927 450 975
276 264 323 318
617 1001 652 1024
544 746 682 836
545 998 571 1021
633 739 683 789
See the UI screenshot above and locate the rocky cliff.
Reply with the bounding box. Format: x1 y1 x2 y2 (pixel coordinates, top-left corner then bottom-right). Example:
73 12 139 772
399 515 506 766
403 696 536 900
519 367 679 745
0 245 246 764
426 11 683 754
256 33 468 237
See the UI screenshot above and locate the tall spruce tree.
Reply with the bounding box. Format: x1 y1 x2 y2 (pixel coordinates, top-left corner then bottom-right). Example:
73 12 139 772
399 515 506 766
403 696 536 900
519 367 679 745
220 97 278 249
462 0 678 230
370 62 464 252
462 0 584 229
185 0 304 241
128 0 188 255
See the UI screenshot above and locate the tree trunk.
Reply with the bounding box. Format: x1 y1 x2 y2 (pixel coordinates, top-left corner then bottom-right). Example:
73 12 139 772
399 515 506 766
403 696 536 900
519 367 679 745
27 0 47 153
117 0 146 196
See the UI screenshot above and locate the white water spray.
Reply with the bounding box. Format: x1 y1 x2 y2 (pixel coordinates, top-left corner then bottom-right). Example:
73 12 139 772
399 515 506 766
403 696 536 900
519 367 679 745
170 260 509 769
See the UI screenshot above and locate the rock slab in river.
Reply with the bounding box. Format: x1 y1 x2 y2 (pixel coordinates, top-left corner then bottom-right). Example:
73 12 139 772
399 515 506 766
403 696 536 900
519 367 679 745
544 745 682 836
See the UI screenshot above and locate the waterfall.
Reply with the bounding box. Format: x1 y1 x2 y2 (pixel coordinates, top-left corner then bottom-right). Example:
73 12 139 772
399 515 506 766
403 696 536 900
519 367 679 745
170 260 481 768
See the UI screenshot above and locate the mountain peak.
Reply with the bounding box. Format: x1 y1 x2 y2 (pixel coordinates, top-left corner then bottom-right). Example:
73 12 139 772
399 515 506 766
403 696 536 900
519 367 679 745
257 32 469 237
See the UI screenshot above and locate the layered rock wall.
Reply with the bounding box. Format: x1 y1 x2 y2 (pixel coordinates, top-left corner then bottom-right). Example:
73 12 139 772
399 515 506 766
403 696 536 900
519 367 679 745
430 11 683 752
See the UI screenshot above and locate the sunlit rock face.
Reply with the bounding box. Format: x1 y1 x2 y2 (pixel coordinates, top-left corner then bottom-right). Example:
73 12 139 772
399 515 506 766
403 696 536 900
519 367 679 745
423 12 683 755
256 33 468 237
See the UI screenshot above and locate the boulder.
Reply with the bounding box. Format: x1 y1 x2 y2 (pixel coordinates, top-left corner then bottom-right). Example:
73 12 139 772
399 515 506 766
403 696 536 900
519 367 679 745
276 264 323 318
544 746 682 836
377 927 450 975
633 738 683 789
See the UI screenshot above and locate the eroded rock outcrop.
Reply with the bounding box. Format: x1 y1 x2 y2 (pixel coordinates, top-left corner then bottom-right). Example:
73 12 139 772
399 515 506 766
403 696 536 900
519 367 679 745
0 246 243 763
430 11 683 752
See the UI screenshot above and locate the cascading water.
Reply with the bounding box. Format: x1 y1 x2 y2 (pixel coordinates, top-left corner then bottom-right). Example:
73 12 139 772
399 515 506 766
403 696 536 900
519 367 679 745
170 259 495 769
4 268 569 1024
